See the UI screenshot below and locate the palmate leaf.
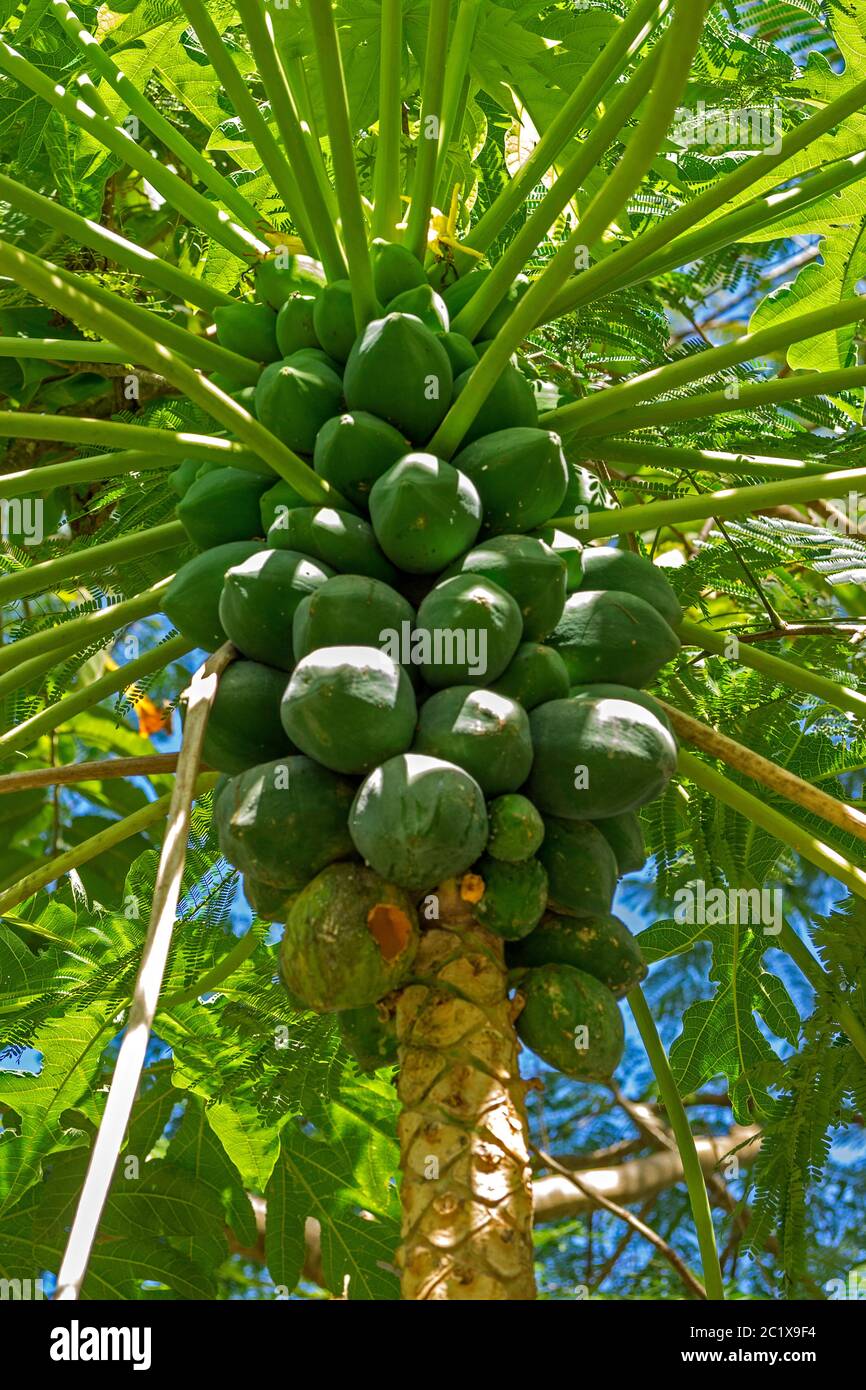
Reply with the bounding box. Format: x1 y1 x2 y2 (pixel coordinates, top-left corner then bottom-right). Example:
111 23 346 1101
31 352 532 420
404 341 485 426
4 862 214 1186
749 217 866 372
0 1008 108 1216
265 1098 400 1301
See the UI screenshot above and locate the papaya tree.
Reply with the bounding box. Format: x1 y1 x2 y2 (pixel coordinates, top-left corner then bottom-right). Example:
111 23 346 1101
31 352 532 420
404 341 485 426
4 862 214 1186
0 0 865 1304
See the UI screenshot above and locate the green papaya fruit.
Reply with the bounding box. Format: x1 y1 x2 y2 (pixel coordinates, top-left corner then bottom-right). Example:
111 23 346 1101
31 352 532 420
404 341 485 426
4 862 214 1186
413 573 523 688
177 466 269 549
413 685 533 795
451 360 538 447
369 453 482 574
259 478 312 532
280 645 417 775
567 683 674 736
592 809 646 876
471 854 548 940
255 251 325 309
312 279 359 362
343 311 453 443
218 548 334 670
254 355 343 454
200 659 294 774
285 346 343 376
350 753 489 892
313 411 408 510
216 754 355 889
515 962 625 1079
163 541 261 650
509 912 647 999
387 284 449 331
244 875 297 922
371 238 427 303
453 428 569 535
441 267 491 320
209 370 251 393
526 694 678 820
267 505 399 584
535 817 618 917
170 457 206 497
444 534 567 639
473 274 530 340
533 525 584 590
229 385 257 415
490 641 570 710
487 794 545 863
292 574 415 663
275 293 320 356
213 302 280 362
438 330 478 376
548 589 681 689
280 863 419 1012
572 545 683 630
338 1000 399 1071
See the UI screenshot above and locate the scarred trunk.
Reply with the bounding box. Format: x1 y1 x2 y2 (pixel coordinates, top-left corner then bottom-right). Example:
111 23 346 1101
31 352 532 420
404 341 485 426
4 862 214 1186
396 879 536 1300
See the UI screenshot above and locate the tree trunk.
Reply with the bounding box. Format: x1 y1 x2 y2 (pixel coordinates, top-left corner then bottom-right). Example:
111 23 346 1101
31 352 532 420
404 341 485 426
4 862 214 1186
396 879 536 1300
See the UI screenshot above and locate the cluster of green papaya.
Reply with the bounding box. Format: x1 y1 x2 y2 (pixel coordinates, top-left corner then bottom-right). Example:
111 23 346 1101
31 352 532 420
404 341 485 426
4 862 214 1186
162 241 684 1085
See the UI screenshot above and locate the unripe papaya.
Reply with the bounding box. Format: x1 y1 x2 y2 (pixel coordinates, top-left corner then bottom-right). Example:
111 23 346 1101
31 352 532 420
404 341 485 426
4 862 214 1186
469 854 548 940
369 453 482 573
170 457 207 497
200 659 294 774
255 251 325 309
473 274 530 340
372 238 427 302
244 875 297 923
259 479 313 532
387 284 449 332
444 534 567 640
312 279 359 362
350 753 489 893
267 505 399 584
438 330 478 376
343 311 453 443
533 525 584 590
313 410 407 511
452 359 538 446
413 685 533 795
593 809 646 876
215 754 355 890
275 293 320 357
453 428 569 535
414 573 523 688
339 1000 399 1071
573 545 683 630
163 540 261 651
515 962 625 1080
254 355 343 454
509 912 647 999
441 268 490 318
213 302 280 362
568 683 674 735
527 694 678 820
535 817 618 918
177 466 270 549
292 574 415 663
280 863 420 1012
487 794 545 863
490 641 570 710
280 645 417 775
218 548 334 670
549 589 681 689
